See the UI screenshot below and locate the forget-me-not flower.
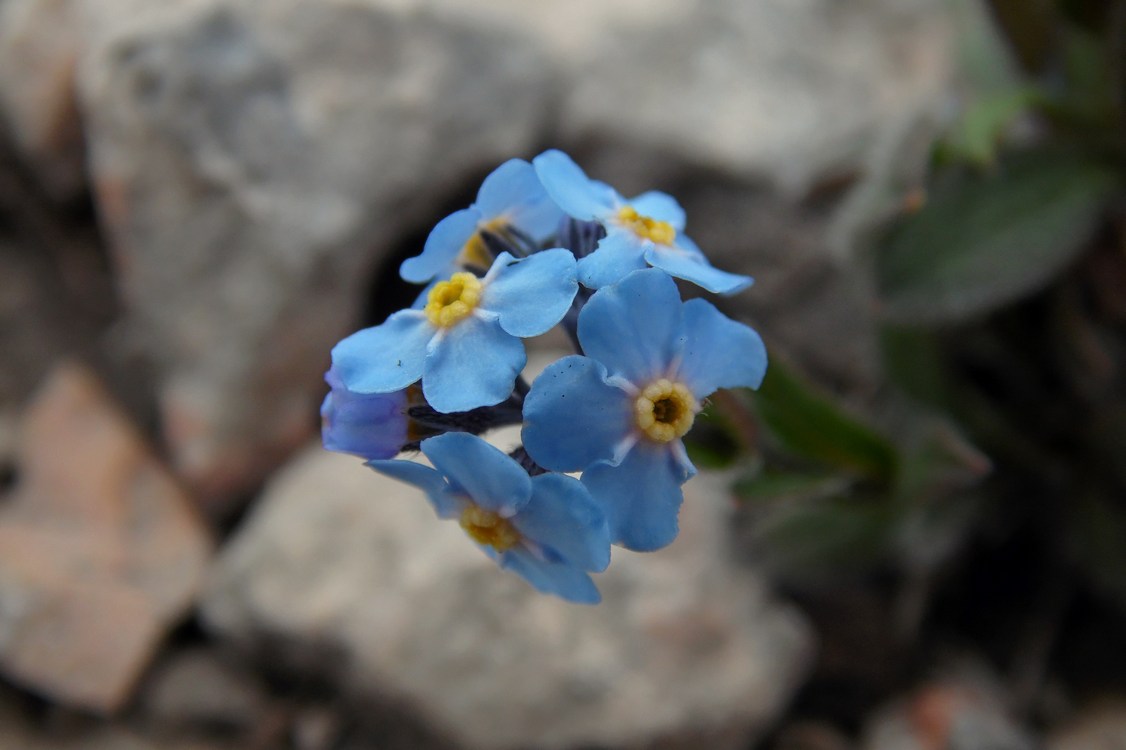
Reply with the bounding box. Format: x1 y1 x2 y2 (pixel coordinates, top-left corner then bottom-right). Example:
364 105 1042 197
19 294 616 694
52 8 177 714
532 149 753 294
369 432 612 604
400 159 564 284
332 249 578 414
321 366 419 459
522 269 767 551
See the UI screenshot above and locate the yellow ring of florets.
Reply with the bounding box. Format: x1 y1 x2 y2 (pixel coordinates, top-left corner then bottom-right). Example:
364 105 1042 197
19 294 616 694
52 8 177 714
633 378 698 443
617 206 676 246
424 272 483 328
459 505 521 552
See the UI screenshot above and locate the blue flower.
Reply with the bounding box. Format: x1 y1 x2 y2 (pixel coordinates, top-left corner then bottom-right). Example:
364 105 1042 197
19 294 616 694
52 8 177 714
321 366 413 459
369 432 611 604
522 269 767 551
532 149 753 294
400 159 565 284
331 249 578 413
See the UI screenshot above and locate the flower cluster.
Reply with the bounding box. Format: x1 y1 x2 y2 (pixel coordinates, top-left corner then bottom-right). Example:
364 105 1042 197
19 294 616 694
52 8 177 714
324 151 767 603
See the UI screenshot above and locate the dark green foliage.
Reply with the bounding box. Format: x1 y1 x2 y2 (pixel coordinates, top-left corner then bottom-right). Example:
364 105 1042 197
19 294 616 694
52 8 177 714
875 151 1119 325
726 0 1126 614
751 359 898 484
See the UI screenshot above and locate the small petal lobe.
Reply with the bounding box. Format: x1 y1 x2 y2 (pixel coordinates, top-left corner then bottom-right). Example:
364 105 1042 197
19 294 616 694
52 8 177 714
577 268 683 384
522 356 633 472
423 316 526 413
331 311 431 394
581 442 690 552
483 249 578 338
533 149 617 222
420 433 532 515
675 298 767 395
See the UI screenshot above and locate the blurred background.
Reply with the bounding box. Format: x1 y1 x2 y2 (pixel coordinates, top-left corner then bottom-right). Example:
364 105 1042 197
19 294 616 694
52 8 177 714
1 0 1124 748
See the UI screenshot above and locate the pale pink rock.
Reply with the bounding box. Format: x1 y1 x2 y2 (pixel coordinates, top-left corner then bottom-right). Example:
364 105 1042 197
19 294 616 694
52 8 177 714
0 364 212 713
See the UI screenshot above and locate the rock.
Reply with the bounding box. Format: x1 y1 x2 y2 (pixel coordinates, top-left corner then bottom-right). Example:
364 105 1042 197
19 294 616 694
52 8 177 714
683 187 881 392
140 648 269 732
772 722 855 750
0 232 116 410
0 364 212 713
861 666 1036 750
559 0 955 195
0 0 86 198
0 689 237 750
412 0 955 195
201 443 814 750
1048 701 1126 750
78 0 554 510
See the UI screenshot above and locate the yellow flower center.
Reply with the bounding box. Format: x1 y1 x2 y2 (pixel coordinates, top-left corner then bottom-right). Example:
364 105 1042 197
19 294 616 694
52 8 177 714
617 206 676 245
424 272 483 328
459 216 509 270
459 505 521 552
634 378 698 443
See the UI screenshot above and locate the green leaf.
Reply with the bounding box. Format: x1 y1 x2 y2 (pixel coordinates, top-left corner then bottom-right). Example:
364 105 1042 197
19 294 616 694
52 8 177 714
879 326 951 407
733 470 851 505
1057 24 1119 127
748 496 896 580
751 359 899 484
876 150 1120 325
937 87 1044 167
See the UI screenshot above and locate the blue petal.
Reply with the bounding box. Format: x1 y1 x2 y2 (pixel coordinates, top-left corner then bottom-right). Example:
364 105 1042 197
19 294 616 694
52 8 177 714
577 268 683 384
365 457 465 518
420 433 532 515
482 248 578 338
675 298 768 395
532 149 617 222
576 230 649 289
522 355 633 472
508 194 567 242
645 240 753 295
474 159 565 240
331 311 431 394
475 159 535 218
628 190 686 230
422 315 526 413
320 376 407 459
501 548 602 604
400 208 481 284
511 474 611 572
581 441 694 552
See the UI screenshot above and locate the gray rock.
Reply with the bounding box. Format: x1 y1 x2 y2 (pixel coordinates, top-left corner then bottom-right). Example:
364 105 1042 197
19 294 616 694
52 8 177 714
78 0 554 510
201 443 814 750
0 0 86 198
140 648 269 732
1048 701 1126 750
409 0 955 194
559 0 956 195
678 185 881 393
861 665 1036 750
0 660 235 750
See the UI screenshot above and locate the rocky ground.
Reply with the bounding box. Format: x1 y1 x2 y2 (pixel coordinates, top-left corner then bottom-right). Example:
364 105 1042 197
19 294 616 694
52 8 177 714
2 0 1125 748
